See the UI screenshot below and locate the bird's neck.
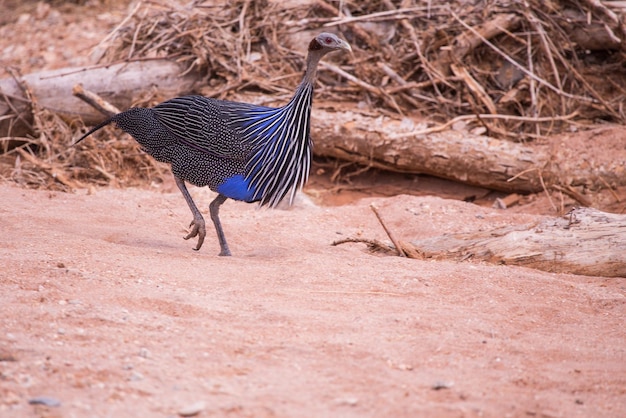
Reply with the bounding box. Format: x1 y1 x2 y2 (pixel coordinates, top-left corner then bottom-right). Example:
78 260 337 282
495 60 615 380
298 50 326 92
282 51 323 113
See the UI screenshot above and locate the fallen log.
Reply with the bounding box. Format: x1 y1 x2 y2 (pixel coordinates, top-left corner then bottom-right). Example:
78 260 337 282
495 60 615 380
335 206 626 278
311 110 626 194
0 60 198 137
405 207 626 278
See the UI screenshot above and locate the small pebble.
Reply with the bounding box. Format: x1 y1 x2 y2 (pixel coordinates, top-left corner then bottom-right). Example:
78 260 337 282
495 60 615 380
0 351 17 362
178 401 206 417
129 371 144 381
334 397 358 406
28 396 61 407
431 381 453 390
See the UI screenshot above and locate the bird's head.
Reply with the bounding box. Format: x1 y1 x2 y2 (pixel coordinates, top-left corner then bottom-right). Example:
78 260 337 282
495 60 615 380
309 32 352 54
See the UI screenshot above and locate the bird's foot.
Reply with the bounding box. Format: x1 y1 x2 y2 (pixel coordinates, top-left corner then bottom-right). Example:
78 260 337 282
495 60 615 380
218 246 232 257
184 217 206 251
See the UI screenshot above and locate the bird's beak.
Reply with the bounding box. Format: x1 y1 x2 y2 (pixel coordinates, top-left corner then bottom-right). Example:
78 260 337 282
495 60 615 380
339 39 352 52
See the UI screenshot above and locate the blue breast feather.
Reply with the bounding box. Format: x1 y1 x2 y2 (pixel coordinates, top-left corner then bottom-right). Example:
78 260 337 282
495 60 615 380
218 85 313 206
217 174 258 202
215 108 284 202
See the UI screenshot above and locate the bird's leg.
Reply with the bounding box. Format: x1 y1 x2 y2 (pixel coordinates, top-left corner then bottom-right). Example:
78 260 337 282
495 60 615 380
208 193 231 257
174 176 206 251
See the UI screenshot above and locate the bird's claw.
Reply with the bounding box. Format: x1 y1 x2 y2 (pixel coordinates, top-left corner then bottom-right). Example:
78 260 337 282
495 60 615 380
184 217 206 251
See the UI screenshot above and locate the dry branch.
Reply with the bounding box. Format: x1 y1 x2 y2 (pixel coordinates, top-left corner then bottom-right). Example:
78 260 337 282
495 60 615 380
406 207 626 278
72 84 121 118
450 64 498 116
370 204 406 257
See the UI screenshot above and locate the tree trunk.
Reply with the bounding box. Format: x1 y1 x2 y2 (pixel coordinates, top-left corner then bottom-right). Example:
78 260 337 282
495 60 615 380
0 60 198 136
403 207 626 278
311 110 626 194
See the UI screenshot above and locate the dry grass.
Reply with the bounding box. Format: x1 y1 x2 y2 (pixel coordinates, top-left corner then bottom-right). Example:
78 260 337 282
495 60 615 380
1 0 625 190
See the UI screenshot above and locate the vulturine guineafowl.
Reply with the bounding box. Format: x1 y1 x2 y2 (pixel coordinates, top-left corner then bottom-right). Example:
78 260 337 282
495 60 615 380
75 32 351 256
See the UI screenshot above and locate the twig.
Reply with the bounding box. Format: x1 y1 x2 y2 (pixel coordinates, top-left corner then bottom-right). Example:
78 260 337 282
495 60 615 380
315 0 375 46
526 31 540 138
385 78 460 94
376 62 428 108
72 84 120 117
16 148 79 188
596 176 621 203
377 62 406 86
388 111 580 139
91 1 143 61
0 85 33 131
435 12 522 76
552 184 592 207
319 62 372 91
538 170 557 212
527 10 566 116
507 167 539 183
322 6 444 27
494 193 521 209
320 62 403 114
450 64 498 115
332 237 396 255
6 68 51 157
394 1 450 101
581 0 626 40
370 204 405 257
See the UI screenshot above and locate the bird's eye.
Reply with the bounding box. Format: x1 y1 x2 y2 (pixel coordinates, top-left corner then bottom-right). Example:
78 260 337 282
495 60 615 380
324 37 332 44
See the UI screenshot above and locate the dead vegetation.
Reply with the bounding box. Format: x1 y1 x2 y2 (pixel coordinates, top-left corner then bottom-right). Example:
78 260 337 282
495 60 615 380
1 0 625 195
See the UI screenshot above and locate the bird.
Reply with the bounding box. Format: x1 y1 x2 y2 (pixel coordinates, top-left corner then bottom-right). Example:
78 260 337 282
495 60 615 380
75 32 351 256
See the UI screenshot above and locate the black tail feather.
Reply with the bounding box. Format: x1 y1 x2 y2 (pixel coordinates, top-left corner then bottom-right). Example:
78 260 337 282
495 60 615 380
73 116 116 145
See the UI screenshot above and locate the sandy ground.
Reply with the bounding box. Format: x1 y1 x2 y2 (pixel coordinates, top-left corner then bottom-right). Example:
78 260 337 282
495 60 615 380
1 182 625 417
